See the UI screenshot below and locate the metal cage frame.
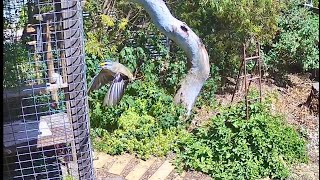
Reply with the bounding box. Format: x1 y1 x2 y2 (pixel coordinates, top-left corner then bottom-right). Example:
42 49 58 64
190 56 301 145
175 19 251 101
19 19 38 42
3 0 94 179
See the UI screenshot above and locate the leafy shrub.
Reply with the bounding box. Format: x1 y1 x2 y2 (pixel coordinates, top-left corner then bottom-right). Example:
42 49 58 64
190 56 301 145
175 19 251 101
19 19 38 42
83 2 311 177
174 102 308 179
264 6 319 73
90 80 188 159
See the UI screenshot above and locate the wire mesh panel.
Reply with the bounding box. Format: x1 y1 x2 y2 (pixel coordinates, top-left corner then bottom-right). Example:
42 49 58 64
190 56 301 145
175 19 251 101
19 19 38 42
3 0 94 179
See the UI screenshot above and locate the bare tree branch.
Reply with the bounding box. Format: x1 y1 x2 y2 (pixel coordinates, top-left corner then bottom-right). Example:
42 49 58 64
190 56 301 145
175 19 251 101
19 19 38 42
130 0 210 115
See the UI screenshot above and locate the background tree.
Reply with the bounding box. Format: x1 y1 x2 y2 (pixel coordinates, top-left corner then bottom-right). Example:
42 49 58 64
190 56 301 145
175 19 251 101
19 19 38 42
169 0 286 78
264 5 319 77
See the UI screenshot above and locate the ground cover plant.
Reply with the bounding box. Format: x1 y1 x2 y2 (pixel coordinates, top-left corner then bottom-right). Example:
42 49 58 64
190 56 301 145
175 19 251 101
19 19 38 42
174 101 308 179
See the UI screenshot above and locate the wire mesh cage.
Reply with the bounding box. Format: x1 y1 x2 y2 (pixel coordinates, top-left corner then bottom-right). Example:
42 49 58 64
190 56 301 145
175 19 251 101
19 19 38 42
3 0 95 179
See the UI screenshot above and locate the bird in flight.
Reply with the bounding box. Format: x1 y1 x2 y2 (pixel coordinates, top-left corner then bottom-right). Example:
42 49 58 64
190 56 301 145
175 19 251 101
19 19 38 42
88 60 134 106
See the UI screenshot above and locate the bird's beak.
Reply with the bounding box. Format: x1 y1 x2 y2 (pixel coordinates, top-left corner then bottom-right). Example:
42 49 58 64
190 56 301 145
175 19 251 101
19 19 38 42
100 62 107 67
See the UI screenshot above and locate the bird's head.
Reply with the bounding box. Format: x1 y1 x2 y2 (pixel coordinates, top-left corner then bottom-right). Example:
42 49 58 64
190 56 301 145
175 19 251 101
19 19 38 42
100 59 135 81
99 59 114 69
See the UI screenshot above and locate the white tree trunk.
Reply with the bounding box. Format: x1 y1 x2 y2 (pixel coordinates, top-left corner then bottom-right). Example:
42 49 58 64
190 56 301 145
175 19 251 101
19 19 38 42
131 0 210 115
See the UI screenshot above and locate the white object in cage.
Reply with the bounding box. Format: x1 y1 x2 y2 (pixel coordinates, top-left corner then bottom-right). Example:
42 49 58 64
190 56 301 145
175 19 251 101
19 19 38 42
39 120 52 137
52 72 64 85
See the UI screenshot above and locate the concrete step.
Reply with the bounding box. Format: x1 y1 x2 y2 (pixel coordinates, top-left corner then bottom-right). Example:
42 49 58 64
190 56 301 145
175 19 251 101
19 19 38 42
94 152 114 169
108 154 134 175
93 152 191 180
126 158 156 180
149 160 175 180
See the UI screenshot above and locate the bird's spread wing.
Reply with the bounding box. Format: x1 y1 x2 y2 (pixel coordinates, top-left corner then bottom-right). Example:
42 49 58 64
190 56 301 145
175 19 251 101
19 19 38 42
103 73 128 106
88 69 114 94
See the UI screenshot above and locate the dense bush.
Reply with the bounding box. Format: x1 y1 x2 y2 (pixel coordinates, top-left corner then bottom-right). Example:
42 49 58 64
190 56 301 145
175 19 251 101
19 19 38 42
174 102 308 179
90 80 188 159
264 6 319 73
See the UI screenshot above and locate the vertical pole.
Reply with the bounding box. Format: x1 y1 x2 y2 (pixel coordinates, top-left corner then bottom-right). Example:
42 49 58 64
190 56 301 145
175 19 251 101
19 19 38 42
44 22 55 83
27 1 34 24
54 0 77 165
34 53 41 84
60 0 94 179
231 58 244 103
258 42 262 103
247 57 257 90
44 20 59 102
243 43 249 119
28 41 42 84
55 0 68 84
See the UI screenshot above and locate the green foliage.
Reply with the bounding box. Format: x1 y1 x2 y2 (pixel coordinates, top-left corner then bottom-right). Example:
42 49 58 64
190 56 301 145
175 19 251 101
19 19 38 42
3 42 30 88
84 0 200 159
264 6 319 73
170 0 284 78
83 0 147 59
83 0 221 109
63 175 76 180
90 80 188 159
17 5 28 28
174 102 308 179
85 2 309 171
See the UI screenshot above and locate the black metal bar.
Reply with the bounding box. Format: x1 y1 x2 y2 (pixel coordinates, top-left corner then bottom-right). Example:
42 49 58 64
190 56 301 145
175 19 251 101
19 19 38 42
60 0 94 179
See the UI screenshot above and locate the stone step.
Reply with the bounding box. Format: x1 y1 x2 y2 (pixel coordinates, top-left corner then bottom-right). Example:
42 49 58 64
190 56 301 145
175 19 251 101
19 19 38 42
139 159 164 180
126 158 156 180
108 154 134 175
93 152 114 169
93 153 190 180
149 160 175 180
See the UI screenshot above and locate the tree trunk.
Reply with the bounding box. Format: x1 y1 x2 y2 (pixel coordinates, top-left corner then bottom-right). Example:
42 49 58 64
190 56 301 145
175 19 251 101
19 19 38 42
130 0 210 115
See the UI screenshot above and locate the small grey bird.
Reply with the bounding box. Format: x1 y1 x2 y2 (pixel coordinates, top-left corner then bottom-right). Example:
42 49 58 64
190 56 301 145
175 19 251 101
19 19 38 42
88 60 134 106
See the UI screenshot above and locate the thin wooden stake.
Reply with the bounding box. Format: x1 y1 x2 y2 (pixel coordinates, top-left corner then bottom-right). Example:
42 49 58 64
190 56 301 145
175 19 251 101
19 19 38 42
44 21 59 102
243 43 249 119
